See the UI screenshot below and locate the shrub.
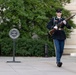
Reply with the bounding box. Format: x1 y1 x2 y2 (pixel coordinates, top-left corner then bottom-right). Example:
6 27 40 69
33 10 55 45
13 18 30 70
1 38 55 57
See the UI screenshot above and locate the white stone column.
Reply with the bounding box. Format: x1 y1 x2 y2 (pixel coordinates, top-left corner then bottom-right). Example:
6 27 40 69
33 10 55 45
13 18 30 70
63 0 76 56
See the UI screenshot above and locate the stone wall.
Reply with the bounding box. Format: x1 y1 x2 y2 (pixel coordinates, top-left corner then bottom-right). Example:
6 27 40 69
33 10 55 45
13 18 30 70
63 0 76 55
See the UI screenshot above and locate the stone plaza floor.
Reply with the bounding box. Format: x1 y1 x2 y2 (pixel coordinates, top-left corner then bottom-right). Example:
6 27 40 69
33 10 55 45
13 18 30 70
0 55 76 75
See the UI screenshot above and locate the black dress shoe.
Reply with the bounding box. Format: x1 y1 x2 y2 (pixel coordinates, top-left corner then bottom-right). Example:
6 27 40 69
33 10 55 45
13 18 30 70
57 62 62 67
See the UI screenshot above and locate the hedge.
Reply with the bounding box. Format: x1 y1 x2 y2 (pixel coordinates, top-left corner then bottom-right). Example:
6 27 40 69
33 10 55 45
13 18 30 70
0 38 55 57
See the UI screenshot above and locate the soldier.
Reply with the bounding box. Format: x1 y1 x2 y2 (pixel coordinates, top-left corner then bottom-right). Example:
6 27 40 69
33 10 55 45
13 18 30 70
47 8 71 67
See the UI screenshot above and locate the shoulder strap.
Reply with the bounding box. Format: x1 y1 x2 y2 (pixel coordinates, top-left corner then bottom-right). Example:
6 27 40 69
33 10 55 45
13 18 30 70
53 17 55 26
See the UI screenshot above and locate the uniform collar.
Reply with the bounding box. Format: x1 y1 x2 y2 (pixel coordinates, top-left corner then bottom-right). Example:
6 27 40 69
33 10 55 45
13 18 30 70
55 16 62 20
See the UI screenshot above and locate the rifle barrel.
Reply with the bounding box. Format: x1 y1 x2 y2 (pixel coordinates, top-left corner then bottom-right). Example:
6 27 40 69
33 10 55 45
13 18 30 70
49 14 76 35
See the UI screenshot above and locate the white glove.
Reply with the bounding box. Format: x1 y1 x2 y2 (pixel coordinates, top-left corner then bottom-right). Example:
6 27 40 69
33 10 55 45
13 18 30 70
63 20 66 25
54 25 58 29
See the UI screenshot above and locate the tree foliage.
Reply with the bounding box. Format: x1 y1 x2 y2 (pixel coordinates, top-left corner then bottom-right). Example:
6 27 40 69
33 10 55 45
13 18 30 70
0 0 75 56
0 0 73 39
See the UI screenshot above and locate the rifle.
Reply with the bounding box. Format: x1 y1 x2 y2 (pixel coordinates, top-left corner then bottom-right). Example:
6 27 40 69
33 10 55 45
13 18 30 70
49 14 76 35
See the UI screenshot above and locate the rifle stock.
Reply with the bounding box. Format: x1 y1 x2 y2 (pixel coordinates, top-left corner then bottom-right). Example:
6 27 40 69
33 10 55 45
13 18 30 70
49 14 76 35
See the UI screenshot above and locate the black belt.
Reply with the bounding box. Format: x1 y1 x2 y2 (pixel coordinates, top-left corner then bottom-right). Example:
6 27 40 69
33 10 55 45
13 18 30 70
58 28 63 30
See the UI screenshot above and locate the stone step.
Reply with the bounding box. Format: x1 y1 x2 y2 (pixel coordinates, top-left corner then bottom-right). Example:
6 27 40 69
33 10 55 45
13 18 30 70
65 37 76 45
70 53 76 56
65 29 76 45
65 39 76 45
64 45 76 54
64 49 76 54
64 45 76 49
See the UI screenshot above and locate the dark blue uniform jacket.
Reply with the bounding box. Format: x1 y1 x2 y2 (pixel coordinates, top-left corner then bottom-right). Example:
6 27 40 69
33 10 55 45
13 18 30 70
47 17 71 40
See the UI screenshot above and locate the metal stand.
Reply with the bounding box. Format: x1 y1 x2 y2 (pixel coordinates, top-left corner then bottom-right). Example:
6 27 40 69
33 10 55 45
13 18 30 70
7 39 21 63
44 43 48 57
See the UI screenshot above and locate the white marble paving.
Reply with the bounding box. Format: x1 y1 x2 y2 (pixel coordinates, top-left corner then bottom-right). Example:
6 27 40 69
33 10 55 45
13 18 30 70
0 56 75 75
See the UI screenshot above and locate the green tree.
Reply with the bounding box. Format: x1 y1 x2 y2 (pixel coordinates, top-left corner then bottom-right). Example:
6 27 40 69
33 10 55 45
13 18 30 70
0 0 75 56
0 0 73 39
